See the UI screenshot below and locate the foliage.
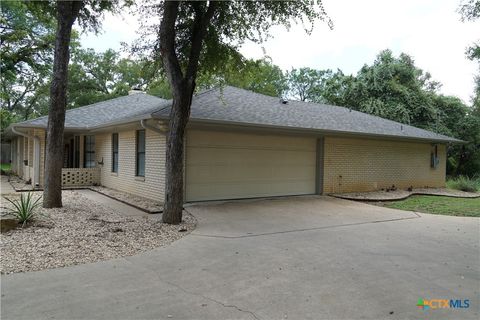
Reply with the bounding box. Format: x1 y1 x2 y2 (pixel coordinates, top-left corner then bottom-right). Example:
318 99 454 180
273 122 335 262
286 68 332 102
446 175 480 192
459 0 480 21
199 56 287 97
323 50 440 129
4 192 43 226
384 195 480 217
0 0 56 123
68 48 159 108
0 163 12 171
133 0 332 87
0 109 16 137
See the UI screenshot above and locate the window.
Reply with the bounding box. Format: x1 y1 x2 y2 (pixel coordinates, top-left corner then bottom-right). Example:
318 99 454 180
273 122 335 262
136 130 145 177
112 133 119 173
84 135 96 168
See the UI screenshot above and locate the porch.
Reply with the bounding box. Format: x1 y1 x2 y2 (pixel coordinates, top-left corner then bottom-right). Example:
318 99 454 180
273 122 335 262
9 129 101 189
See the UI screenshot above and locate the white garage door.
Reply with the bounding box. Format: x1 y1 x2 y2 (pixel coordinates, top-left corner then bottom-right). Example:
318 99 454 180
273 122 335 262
185 130 317 201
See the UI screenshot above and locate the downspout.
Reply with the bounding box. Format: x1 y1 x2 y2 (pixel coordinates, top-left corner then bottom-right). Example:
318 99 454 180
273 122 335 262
140 119 167 134
11 126 41 188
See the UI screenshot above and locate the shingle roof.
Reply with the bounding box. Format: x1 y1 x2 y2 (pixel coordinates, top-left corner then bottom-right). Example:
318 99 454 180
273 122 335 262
12 85 461 143
14 93 166 129
152 86 461 143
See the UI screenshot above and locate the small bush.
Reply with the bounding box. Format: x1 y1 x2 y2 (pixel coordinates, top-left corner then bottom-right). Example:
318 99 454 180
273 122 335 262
4 192 42 227
446 176 480 193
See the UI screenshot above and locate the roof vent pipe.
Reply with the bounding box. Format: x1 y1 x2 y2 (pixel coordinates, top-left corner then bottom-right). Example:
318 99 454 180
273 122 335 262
279 98 288 105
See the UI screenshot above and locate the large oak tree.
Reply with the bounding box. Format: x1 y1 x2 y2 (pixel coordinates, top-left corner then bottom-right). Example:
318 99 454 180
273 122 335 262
43 0 119 208
149 0 332 224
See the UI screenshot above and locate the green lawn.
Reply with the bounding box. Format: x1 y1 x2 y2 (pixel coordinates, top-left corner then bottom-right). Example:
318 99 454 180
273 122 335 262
0 163 11 171
384 195 480 217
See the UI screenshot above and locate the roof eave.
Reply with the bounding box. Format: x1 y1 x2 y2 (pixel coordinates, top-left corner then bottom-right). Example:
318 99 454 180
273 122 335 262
87 113 154 132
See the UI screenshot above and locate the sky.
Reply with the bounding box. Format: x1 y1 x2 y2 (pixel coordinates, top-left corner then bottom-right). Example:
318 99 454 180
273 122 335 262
80 0 479 104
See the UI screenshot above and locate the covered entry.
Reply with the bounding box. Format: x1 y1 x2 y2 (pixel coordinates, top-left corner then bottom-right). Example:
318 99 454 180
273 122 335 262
185 129 317 201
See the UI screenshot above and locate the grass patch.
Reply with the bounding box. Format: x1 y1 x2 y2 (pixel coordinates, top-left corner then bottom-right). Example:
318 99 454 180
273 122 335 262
0 163 11 171
384 195 480 217
446 175 480 192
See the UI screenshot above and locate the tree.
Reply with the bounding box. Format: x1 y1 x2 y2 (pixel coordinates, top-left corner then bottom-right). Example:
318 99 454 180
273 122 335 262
148 1 332 224
459 0 480 21
0 1 56 126
317 50 441 129
286 67 332 102
198 56 287 97
68 48 157 107
43 1 85 208
320 70 357 107
43 0 118 208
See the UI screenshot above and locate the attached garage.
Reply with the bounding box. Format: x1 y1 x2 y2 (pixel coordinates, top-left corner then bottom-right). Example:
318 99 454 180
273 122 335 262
185 129 317 201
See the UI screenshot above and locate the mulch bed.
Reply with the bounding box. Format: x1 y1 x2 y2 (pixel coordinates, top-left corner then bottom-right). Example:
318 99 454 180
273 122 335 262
0 190 195 274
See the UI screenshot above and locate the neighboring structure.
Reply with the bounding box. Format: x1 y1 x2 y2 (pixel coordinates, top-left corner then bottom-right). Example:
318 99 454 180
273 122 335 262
4 86 461 202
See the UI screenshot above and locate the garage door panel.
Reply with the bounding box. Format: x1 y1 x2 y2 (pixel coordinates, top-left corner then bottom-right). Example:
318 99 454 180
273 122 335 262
188 165 316 184
187 148 316 166
189 130 316 151
186 130 317 201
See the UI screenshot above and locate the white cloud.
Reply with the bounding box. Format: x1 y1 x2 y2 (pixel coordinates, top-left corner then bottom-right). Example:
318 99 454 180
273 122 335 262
80 0 479 103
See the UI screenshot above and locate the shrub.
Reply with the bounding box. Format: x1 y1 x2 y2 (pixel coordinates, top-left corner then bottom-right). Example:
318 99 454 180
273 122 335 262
446 176 480 193
3 192 42 227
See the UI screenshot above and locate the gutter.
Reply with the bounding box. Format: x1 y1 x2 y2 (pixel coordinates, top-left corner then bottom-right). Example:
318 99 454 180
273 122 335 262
11 126 41 187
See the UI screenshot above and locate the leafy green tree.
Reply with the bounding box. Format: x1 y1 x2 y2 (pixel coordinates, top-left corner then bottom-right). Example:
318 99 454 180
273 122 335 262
286 67 332 102
317 50 440 129
198 56 287 97
67 48 157 108
319 70 357 107
146 0 332 224
0 0 56 128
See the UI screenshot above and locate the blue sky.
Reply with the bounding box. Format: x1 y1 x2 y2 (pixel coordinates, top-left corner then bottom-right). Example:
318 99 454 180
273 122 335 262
81 0 479 104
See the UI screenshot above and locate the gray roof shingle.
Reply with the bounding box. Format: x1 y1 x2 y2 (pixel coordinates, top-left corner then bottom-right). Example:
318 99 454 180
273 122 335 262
152 86 461 143
14 93 166 129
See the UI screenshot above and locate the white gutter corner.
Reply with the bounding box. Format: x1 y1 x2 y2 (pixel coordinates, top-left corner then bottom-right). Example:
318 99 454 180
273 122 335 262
140 119 167 134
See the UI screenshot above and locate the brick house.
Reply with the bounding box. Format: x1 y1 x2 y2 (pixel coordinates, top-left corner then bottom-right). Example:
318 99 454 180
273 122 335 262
4 86 461 202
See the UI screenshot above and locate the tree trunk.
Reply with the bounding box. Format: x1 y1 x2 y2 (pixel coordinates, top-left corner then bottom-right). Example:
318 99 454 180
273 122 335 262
162 85 192 224
43 1 83 208
159 1 217 224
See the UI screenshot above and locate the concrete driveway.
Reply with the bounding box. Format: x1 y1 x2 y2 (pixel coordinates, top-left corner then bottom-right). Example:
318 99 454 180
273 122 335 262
2 196 479 319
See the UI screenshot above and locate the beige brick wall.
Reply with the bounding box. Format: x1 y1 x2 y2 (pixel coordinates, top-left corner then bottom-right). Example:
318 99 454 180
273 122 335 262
323 136 446 193
96 128 166 202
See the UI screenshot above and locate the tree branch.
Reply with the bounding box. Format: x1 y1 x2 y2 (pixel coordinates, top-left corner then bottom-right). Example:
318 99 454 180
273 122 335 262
185 1 217 81
159 1 183 93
